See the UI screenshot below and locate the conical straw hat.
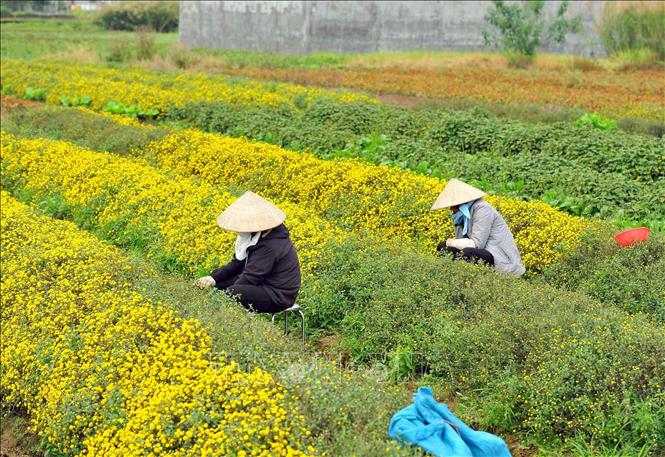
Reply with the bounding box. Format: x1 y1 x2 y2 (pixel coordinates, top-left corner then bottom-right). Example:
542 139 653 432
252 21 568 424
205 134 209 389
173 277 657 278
216 191 286 232
431 179 486 210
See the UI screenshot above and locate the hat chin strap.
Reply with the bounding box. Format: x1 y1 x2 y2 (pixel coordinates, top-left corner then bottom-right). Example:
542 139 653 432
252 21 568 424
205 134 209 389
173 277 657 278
261 228 273 238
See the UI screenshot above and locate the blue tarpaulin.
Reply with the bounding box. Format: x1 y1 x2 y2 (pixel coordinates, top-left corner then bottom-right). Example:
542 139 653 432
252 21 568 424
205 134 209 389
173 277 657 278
389 387 512 457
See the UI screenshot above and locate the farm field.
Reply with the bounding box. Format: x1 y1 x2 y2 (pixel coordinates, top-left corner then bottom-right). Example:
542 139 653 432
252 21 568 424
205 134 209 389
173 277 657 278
1 12 664 457
219 65 665 122
2 16 664 133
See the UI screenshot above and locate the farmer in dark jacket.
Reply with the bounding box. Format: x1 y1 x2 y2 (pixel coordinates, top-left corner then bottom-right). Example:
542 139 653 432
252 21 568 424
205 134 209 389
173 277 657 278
193 191 301 313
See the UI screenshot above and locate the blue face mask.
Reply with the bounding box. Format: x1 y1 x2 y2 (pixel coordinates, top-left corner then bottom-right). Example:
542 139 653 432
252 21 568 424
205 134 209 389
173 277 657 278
451 200 476 236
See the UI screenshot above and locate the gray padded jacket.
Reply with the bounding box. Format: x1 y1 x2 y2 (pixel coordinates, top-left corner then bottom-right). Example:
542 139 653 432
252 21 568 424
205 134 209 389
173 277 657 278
454 199 526 276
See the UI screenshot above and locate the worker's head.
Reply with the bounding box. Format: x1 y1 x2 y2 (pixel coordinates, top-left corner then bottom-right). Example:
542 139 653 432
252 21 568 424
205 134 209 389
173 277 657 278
216 191 286 233
430 179 485 212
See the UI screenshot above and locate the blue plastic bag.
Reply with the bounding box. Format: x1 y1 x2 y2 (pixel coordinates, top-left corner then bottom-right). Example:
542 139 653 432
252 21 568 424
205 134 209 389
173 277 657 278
389 387 512 457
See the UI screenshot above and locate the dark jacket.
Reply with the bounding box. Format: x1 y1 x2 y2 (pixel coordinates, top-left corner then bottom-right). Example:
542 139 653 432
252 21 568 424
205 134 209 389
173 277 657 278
210 224 301 306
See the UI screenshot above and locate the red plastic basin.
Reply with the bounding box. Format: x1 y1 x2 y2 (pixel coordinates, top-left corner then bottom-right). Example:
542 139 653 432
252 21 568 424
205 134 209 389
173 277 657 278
614 227 650 247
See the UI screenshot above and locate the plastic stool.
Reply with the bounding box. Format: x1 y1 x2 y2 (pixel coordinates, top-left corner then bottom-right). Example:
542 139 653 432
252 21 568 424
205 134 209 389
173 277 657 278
271 304 305 345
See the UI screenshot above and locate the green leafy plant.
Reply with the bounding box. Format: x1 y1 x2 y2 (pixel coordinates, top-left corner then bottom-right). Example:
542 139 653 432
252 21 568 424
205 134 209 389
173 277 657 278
482 0 581 67
388 343 417 382
575 112 618 131
24 87 47 101
60 95 92 107
103 100 159 119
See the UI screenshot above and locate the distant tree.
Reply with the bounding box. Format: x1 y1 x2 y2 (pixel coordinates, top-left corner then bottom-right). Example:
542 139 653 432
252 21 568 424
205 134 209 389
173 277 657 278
2 0 53 12
482 0 582 67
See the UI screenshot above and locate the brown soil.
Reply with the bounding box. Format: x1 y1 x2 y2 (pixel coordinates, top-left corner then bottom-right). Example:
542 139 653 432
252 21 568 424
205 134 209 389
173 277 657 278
0 95 41 117
0 422 31 457
314 334 352 367
314 334 342 351
505 435 537 457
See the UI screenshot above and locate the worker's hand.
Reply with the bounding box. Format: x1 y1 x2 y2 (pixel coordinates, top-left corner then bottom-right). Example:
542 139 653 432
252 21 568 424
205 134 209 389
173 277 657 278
447 238 477 250
193 275 216 289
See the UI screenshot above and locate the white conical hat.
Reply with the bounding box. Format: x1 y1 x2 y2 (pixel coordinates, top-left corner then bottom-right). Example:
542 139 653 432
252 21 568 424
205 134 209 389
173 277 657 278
216 191 286 232
431 179 486 210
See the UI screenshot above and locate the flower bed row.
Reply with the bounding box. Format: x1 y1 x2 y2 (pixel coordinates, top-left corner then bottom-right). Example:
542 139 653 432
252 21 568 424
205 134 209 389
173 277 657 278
165 101 664 227
0 132 342 278
2 120 595 272
3 133 664 451
0 59 375 115
144 129 596 271
0 191 314 456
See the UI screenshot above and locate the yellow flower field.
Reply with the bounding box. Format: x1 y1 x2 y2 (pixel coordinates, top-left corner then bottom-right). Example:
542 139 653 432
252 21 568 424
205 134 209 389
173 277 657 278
2 129 594 272
0 59 375 114
0 191 314 456
145 130 597 271
0 123 594 270
0 132 345 279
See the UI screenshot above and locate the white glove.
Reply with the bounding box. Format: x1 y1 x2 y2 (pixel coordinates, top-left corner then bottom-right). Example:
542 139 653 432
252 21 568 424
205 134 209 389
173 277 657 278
193 275 216 289
446 238 477 250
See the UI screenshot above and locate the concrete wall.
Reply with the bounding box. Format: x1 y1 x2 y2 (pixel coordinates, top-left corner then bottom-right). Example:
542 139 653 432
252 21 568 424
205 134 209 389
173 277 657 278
180 1 610 57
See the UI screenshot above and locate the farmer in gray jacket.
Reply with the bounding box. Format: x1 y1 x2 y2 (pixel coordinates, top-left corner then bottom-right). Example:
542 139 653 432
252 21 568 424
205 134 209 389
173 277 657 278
432 179 525 276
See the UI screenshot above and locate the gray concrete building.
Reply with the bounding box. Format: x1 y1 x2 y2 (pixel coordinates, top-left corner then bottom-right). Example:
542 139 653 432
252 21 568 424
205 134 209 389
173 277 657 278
179 1 615 57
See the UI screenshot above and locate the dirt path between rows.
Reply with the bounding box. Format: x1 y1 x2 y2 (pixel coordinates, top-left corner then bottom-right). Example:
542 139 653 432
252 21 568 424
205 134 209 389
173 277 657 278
375 93 431 108
0 423 31 457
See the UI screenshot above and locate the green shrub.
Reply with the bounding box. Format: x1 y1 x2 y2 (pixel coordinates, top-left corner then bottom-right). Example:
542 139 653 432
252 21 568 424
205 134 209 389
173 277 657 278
482 0 581 66
575 112 618 131
106 38 132 63
426 112 662 180
135 27 157 60
305 236 665 449
517 317 664 449
95 1 178 33
598 4 665 60
542 230 665 320
2 106 168 155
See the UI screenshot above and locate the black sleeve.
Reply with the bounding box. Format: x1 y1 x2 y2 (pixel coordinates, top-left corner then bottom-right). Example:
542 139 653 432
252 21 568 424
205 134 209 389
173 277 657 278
210 257 244 284
234 244 276 286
